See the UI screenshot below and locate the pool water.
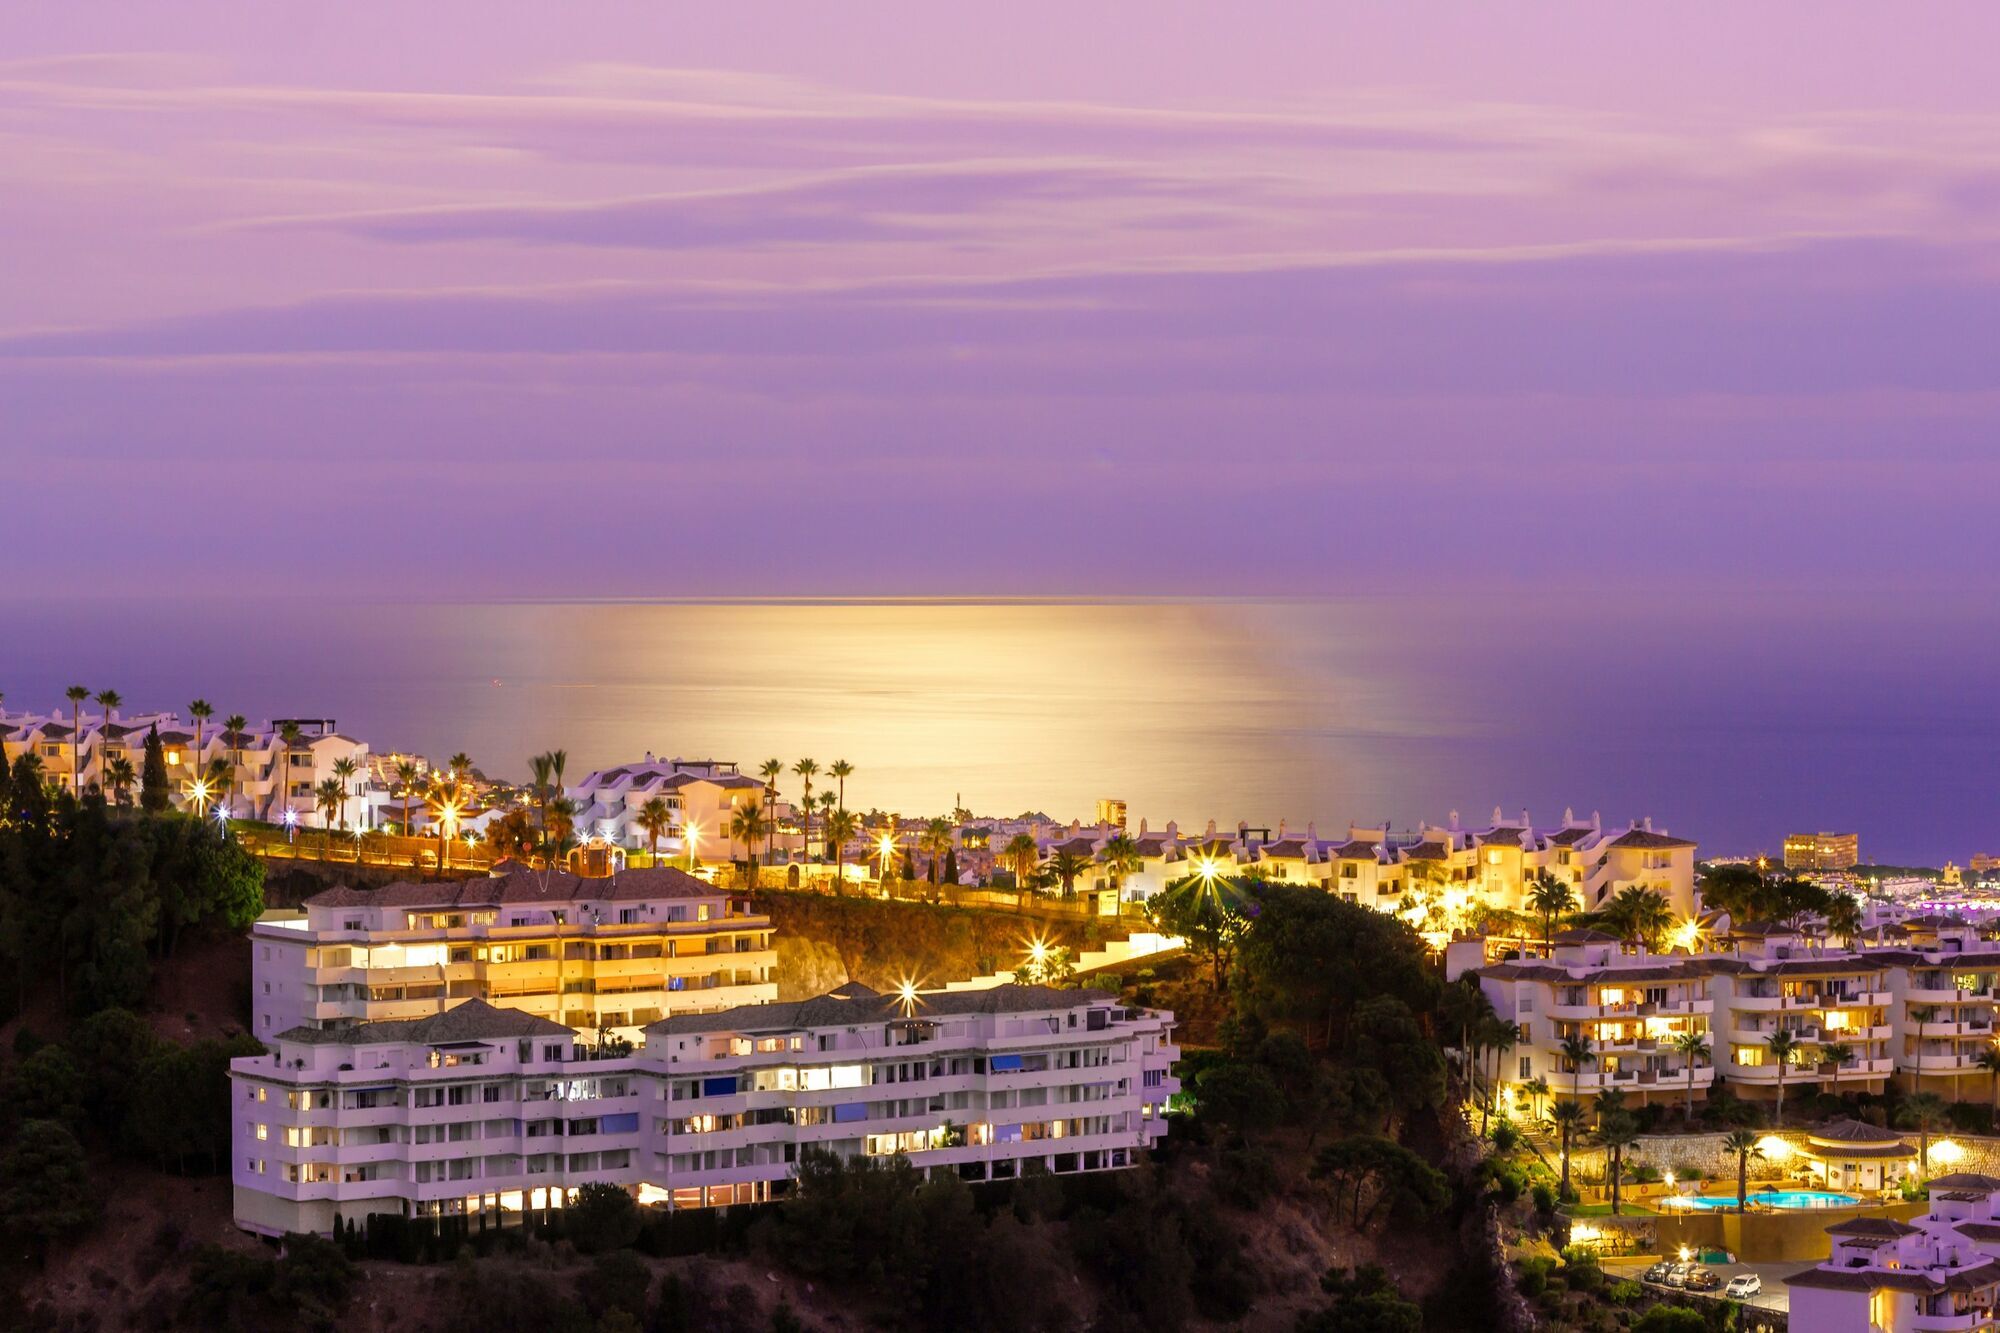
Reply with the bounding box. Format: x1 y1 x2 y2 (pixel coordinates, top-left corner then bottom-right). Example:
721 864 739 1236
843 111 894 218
1669 1191 1859 1211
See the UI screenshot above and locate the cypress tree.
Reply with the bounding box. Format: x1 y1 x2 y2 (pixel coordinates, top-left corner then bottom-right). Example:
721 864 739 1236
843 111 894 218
140 727 171 813
943 848 960 886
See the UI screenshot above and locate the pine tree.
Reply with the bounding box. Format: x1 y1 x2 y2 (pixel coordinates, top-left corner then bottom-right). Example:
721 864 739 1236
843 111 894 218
140 727 171 813
943 847 960 886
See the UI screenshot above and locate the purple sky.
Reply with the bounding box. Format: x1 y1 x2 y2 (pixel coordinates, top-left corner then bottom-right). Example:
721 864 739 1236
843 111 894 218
5 4 2000 598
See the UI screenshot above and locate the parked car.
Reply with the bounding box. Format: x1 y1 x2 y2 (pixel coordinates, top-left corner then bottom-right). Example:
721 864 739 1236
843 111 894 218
1685 1267 1723 1292
1724 1273 1762 1299
1643 1261 1674 1284
1663 1264 1692 1288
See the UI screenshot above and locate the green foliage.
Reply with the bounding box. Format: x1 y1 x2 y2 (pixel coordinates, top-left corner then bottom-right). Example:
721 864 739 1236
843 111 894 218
565 1181 643 1254
0 1118 99 1250
1235 885 1439 1051
576 1249 653 1322
141 726 171 813
1531 1181 1559 1214
126 1033 266 1173
1150 870 1256 990
1297 1264 1423 1332
1312 1135 1452 1229
1634 1306 1709 1333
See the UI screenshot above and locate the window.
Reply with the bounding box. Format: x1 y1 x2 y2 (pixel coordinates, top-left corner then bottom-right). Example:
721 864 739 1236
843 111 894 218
1519 1056 1532 1080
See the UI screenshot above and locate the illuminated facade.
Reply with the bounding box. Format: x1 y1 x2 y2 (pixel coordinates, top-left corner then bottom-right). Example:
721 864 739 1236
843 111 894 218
1785 831 1862 871
1788 1174 2000 1332
230 984 1178 1238
251 866 777 1042
565 756 786 861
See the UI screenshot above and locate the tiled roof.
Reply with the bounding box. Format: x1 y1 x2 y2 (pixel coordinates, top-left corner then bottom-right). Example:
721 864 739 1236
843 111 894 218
1403 841 1448 861
276 998 571 1046
1607 828 1698 850
1807 1118 1907 1145
303 864 724 910
1478 827 1526 847
647 982 1116 1037
1546 826 1595 846
1825 1217 1921 1237
1930 1173 2000 1192
1785 1265 1939 1293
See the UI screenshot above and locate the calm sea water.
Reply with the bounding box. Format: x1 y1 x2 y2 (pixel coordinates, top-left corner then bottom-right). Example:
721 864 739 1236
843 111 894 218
4 596 1995 862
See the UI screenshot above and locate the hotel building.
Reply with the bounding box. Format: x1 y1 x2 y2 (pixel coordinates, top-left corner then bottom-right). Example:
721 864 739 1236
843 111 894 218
251 865 777 1042
565 756 786 861
1786 831 1863 871
1788 1173 2000 1332
229 983 1179 1237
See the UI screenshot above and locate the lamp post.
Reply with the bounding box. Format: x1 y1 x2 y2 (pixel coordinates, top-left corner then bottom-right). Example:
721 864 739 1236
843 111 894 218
685 819 701 872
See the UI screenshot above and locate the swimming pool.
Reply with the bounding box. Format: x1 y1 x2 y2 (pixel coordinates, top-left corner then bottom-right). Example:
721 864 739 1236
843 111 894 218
1665 1190 1859 1211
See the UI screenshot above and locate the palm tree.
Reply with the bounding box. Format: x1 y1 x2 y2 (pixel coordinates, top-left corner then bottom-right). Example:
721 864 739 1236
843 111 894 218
825 809 858 894
275 721 302 823
1477 1016 1519 1135
792 759 818 858
728 800 768 889
1899 1092 1949 1178
1911 1004 1938 1100
919 817 952 888
1825 892 1862 949
1003 833 1040 905
1524 1075 1550 1123
64 685 89 793
106 756 136 807
1549 1099 1587 1200
450 752 471 779
1606 885 1673 952
188 699 212 793
758 758 783 812
1977 1046 2000 1131
529 753 555 862
314 777 343 847
542 795 576 870
1766 1029 1799 1125
1560 1030 1597 1102
394 760 420 836
1100 833 1142 902
1599 1112 1641 1215
1592 1087 1626 1134
1819 1042 1853 1092
222 714 247 816
1528 871 1577 948
90 689 122 794
331 756 358 829
1671 1030 1711 1122
1723 1128 1765 1210
817 791 838 859
828 759 853 813
1049 849 1091 898
636 796 672 865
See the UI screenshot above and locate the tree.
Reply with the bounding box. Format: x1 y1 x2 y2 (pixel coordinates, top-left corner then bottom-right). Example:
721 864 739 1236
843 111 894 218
106 756 137 806
1474 1014 1518 1135
1195 1060 1283 1143
330 757 358 829
942 845 960 887
315 778 343 842
1152 871 1256 993
222 714 248 816
1604 885 1673 952
1671 1030 1711 1122
1100 833 1141 901
1825 892 1862 948
1560 1030 1596 1102
1298 1265 1423 1333
1528 870 1577 946
1899 1091 1949 1177
141 725 171 813
392 759 419 836
1310 1136 1450 1229
1766 1029 1798 1125
825 808 858 893
1549 1099 1586 1199
634 796 671 865
792 759 818 857
274 721 302 823
1599 1110 1641 1214
91 689 122 794
1723 1127 1765 1209
828 758 853 815
0 1120 98 1256
1002 834 1039 901
566 1182 641 1254
187 698 212 792
1820 1041 1853 1092
728 800 768 888
1048 848 1090 897
919 818 952 888
65 684 90 794
1634 1308 1710 1333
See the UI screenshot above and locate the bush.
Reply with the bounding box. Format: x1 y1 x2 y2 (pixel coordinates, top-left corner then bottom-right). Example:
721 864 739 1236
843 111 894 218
565 1182 642 1255
1491 1120 1521 1153
1606 1279 1643 1302
1531 1182 1558 1214
1517 1255 1558 1297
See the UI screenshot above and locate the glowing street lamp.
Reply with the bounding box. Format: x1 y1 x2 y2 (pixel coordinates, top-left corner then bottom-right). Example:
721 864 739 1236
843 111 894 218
189 778 210 817
282 806 298 844
685 819 701 871
895 976 923 1018
878 833 898 881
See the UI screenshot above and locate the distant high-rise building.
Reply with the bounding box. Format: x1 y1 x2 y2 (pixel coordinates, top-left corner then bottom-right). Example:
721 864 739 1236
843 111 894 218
1096 798 1128 831
1784 831 1860 871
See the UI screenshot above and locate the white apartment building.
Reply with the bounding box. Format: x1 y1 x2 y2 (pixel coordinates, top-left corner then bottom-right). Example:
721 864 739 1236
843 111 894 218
565 756 781 861
251 865 778 1041
1788 1173 2000 1332
230 983 1179 1238
0 704 369 826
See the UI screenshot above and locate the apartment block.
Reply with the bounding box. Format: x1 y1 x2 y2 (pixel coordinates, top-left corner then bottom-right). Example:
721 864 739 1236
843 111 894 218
230 984 1179 1238
1789 1173 2000 1331
1785 831 1862 871
251 865 777 1041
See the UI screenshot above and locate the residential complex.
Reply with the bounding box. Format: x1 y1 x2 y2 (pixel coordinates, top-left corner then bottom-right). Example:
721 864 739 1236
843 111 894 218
229 983 1178 1237
565 756 781 862
1 705 370 826
1788 1172 2000 1331
1455 915 2000 1110
251 865 777 1041
1786 831 1862 871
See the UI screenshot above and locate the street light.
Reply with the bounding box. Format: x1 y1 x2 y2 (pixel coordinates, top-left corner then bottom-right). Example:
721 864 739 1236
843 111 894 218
685 819 701 871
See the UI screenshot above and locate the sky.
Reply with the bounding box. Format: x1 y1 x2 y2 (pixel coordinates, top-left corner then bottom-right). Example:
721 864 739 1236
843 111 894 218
4 3 2000 599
